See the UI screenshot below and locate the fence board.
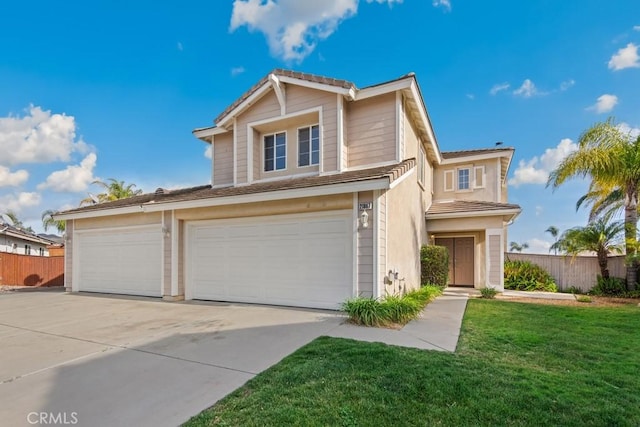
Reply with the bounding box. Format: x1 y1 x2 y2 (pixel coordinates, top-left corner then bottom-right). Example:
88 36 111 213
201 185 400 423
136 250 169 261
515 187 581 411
0 253 64 287
505 253 626 292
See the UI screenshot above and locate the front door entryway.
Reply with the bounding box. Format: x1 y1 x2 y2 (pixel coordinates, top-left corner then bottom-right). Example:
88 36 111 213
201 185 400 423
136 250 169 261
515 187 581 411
435 237 474 286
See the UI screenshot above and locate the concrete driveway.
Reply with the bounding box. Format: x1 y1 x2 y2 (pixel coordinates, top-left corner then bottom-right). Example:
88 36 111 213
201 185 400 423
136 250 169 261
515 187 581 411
0 291 344 427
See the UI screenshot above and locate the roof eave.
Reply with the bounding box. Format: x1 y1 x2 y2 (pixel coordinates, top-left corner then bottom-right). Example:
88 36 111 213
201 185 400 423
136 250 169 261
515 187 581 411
425 207 522 220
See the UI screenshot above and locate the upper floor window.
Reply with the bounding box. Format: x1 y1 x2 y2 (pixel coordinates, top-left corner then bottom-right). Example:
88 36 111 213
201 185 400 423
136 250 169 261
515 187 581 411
418 145 426 187
264 132 286 172
458 168 470 190
298 125 319 167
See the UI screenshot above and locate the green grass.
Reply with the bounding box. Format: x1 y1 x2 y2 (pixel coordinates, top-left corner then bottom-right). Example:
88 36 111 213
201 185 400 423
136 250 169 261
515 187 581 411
185 300 640 427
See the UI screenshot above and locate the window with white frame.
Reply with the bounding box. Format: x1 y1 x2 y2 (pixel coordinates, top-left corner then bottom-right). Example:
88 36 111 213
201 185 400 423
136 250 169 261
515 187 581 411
458 168 470 190
264 132 286 172
298 125 319 167
418 145 426 186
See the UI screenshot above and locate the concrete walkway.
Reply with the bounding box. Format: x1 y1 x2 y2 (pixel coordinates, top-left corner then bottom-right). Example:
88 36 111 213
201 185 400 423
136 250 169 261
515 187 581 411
327 289 469 352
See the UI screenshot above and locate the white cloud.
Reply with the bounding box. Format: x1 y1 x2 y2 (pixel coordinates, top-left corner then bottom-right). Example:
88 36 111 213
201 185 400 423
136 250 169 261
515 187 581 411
489 82 510 95
0 192 41 213
618 122 640 140
535 205 543 216
513 79 540 98
229 0 401 62
37 153 97 193
524 238 552 254
608 43 640 71
634 25 640 32
177 42 184 51
204 145 212 159
0 166 28 187
432 0 451 11
508 138 578 187
0 105 89 166
466 94 475 100
587 94 618 113
231 66 246 76
559 79 575 91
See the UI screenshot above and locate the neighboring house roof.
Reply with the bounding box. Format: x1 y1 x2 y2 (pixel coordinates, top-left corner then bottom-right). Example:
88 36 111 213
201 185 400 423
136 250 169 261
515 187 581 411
0 223 57 246
426 200 521 219
56 160 416 219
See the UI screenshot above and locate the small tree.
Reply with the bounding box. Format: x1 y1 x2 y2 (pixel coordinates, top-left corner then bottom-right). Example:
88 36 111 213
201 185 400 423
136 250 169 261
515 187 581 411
546 226 560 254
551 218 623 279
42 210 66 234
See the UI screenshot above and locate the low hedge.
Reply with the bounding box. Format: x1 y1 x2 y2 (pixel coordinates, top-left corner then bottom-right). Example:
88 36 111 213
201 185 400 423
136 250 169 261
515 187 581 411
342 285 442 327
504 260 557 292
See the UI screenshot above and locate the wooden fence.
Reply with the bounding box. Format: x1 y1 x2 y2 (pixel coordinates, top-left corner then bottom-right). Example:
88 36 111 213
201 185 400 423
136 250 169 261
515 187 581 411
0 252 64 287
505 252 626 292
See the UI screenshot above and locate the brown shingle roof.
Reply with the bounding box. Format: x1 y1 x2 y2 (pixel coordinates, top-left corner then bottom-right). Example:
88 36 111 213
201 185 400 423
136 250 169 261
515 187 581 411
214 69 355 124
441 147 514 159
58 159 416 216
426 200 521 216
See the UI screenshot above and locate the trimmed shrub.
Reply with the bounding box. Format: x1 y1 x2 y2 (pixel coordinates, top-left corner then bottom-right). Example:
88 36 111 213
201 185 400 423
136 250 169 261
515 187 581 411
480 287 498 299
421 245 449 288
342 286 443 327
589 276 626 296
504 260 558 292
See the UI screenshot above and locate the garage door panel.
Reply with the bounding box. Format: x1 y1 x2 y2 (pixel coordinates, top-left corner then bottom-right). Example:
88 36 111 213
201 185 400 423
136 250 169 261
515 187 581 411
75 226 162 297
187 211 353 309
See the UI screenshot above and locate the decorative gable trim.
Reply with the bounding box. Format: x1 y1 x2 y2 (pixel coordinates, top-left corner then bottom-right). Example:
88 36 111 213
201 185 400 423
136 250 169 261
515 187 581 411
269 74 286 115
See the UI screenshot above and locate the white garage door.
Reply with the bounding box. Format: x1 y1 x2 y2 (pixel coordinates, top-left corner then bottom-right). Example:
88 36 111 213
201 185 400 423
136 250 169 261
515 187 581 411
74 225 162 297
186 211 353 309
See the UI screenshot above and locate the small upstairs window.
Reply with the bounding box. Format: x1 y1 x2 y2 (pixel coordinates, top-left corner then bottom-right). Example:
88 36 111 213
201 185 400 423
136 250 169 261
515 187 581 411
264 132 286 172
298 125 319 167
458 168 470 190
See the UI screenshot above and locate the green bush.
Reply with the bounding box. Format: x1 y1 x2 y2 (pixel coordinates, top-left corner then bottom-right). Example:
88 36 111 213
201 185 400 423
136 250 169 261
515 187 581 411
589 276 627 296
421 245 449 288
342 286 443 327
480 287 498 299
504 260 558 292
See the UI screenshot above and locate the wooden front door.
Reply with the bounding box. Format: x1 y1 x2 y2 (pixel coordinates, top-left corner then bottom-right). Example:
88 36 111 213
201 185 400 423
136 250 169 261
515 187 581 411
435 237 474 286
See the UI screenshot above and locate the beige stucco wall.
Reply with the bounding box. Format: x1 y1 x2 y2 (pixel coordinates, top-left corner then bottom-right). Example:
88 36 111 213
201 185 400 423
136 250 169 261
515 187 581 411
213 132 234 186
346 92 396 168
386 169 429 293
433 158 501 202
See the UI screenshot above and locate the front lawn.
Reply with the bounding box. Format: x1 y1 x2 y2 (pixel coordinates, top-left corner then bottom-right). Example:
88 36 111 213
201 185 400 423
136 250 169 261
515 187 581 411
185 300 640 426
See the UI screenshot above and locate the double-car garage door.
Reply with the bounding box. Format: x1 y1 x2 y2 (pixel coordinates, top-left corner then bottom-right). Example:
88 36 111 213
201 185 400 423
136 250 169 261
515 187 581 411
186 211 353 309
73 211 353 309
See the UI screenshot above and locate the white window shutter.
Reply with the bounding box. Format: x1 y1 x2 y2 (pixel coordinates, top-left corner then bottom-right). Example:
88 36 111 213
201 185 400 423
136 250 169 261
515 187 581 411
473 166 485 189
444 170 454 192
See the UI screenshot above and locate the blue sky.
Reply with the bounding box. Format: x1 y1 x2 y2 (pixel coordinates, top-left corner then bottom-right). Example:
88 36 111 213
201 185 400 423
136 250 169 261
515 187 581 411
1 0 639 252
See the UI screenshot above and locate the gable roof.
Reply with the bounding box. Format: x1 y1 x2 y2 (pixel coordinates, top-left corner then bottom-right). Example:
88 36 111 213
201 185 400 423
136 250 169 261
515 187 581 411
214 69 354 125
426 200 521 220
0 223 57 246
194 69 442 163
55 160 416 220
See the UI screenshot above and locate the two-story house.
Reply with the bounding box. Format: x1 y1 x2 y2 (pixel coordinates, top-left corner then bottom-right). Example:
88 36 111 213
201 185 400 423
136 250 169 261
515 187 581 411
55 69 520 309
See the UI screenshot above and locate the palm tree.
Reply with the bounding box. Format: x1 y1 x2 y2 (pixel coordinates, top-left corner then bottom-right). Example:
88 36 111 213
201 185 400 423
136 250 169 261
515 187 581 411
545 226 560 254
509 241 529 253
550 218 624 279
2 210 34 233
548 118 640 290
42 210 66 233
80 179 143 206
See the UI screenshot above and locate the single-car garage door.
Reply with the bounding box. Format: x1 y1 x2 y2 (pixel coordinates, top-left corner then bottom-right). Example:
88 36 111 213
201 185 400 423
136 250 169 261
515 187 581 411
73 225 162 297
186 211 353 309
